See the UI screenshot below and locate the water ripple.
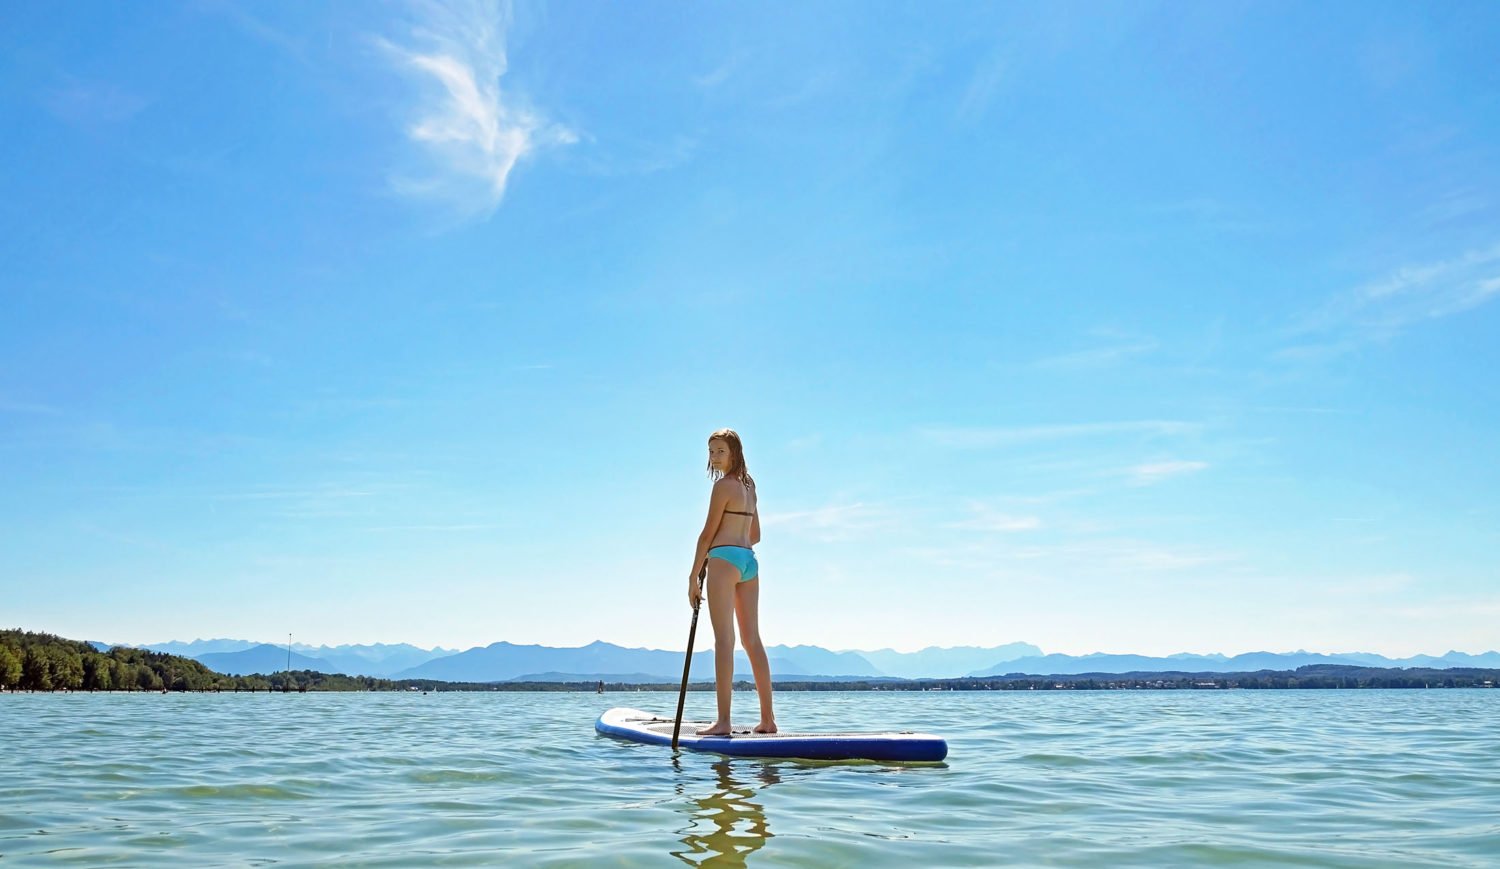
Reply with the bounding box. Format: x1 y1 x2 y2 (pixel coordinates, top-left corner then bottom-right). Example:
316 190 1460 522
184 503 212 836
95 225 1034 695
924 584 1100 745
2 690 1498 866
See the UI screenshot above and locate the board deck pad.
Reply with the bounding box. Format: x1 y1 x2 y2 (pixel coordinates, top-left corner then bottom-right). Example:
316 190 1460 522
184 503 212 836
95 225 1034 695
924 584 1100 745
595 707 948 762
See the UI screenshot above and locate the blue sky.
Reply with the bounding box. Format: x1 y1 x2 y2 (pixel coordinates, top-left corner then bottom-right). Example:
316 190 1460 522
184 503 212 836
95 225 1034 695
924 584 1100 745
3 1 1497 656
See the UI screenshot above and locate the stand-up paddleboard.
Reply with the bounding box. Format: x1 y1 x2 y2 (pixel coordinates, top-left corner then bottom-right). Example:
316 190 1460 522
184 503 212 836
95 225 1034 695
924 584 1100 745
596 707 948 762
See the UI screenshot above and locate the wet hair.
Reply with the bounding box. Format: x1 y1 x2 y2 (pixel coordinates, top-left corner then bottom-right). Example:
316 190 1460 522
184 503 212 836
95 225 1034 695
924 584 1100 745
707 428 755 488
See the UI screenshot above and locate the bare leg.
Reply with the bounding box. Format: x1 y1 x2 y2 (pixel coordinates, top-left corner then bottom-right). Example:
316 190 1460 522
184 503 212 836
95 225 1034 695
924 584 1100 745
697 558 738 736
735 577 777 733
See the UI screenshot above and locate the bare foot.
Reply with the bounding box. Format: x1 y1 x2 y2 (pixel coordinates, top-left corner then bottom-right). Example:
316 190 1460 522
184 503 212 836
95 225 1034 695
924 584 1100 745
753 721 778 734
696 722 733 736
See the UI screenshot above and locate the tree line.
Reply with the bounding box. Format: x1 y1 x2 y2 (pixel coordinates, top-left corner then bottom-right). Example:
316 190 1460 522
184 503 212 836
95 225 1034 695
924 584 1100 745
0 629 616 693
0 629 403 692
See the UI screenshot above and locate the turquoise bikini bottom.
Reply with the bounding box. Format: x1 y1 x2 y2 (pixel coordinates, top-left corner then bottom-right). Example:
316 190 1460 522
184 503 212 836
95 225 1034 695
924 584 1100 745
707 545 759 582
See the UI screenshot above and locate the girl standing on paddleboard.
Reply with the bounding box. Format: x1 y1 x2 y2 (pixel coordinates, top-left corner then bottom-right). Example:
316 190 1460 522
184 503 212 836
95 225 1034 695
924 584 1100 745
689 429 777 736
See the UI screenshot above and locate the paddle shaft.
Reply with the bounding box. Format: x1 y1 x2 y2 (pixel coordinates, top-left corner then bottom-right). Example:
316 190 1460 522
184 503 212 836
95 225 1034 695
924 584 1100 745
672 562 707 750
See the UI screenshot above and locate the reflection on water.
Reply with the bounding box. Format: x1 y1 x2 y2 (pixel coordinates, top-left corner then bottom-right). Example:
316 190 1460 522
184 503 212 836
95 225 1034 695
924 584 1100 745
671 758 781 867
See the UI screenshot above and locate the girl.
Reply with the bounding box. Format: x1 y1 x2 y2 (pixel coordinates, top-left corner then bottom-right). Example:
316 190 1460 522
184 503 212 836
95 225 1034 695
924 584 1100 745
688 428 777 735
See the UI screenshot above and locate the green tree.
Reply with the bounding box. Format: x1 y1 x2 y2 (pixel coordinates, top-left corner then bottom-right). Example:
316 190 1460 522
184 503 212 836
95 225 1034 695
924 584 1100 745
23 647 53 690
50 648 84 690
0 646 20 689
83 655 113 690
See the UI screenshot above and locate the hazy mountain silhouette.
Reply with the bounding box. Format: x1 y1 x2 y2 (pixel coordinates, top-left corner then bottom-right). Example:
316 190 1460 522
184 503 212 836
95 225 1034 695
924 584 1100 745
860 643 1042 678
137 638 259 657
392 641 893 682
196 644 335 676
120 635 1500 681
969 650 1500 677
290 643 455 677
127 639 453 677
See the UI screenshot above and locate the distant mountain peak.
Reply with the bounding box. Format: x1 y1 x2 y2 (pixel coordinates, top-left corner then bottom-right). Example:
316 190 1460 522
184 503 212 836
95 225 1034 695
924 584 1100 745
126 635 1500 682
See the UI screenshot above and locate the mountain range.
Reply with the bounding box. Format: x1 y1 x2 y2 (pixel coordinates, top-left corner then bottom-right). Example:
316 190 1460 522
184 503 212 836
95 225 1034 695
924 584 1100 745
127 639 457 677
970 650 1500 676
113 638 1500 682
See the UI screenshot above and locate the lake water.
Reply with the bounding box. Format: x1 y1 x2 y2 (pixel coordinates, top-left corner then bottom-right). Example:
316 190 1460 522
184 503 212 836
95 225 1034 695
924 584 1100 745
2 689 1497 866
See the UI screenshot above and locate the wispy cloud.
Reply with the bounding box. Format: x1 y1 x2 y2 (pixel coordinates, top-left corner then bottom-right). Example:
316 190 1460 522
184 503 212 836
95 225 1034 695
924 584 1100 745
693 50 747 89
905 536 1232 577
377 0 574 217
210 483 401 520
198 0 310 62
762 501 898 543
567 133 697 178
920 420 1197 449
80 522 194 557
949 502 1042 533
1283 242 1500 358
956 47 1008 124
1417 187 1491 227
764 67 839 109
1101 541 1226 571
1321 573 1413 596
0 399 62 415
1125 460 1209 486
1358 245 1500 314
43 80 150 126
1033 338 1158 370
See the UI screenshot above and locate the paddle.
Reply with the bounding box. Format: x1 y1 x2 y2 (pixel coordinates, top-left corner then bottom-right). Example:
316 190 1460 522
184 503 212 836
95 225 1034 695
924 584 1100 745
672 560 707 750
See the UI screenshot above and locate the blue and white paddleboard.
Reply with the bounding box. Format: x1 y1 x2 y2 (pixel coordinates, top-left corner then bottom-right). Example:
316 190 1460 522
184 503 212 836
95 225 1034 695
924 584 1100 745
595 707 948 762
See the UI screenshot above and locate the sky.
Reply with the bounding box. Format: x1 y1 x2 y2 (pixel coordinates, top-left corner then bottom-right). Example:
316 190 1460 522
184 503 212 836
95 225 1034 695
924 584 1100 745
2 1 1498 657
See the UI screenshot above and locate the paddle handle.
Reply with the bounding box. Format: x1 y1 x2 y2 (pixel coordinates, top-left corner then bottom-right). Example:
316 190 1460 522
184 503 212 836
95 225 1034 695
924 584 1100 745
672 563 706 750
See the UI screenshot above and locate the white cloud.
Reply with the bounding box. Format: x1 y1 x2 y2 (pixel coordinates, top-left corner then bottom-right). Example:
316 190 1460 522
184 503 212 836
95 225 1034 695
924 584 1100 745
1033 339 1158 370
693 51 747 89
1126 460 1209 486
377 0 574 217
0 399 61 415
956 47 1008 123
905 535 1232 577
762 501 897 543
43 80 150 125
1285 242 1500 357
950 502 1042 532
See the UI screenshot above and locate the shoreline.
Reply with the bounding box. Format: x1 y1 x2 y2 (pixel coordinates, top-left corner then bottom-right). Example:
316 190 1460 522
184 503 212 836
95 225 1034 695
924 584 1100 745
6 665 1497 693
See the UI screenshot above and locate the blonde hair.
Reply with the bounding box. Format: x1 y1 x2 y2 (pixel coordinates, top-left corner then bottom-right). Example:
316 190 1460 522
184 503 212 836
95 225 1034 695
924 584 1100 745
707 428 755 488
